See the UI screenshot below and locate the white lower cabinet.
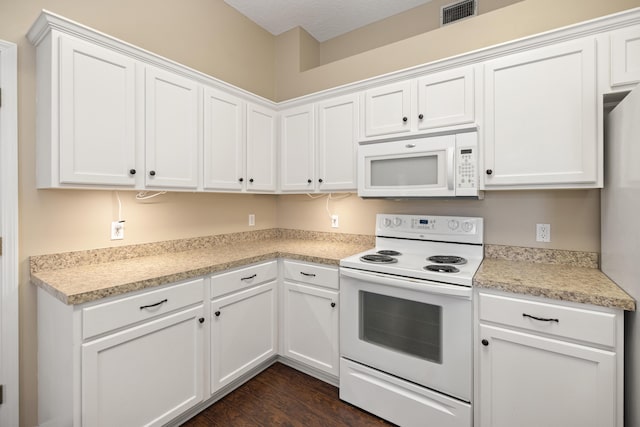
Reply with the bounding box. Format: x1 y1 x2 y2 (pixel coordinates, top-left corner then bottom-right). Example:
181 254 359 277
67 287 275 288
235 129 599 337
37 278 206 427
475 290 623 427
82 306 205 426
281 260 340 377
209 262 278 392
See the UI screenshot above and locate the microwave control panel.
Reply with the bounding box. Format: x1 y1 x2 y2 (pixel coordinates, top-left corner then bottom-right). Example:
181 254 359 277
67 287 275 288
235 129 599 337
455 133 478 196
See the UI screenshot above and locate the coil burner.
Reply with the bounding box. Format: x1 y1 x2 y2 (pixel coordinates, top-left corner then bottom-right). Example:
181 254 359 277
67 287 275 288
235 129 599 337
377 250 402 256
427 255 467 265
360 254 398 264
424 264 460 273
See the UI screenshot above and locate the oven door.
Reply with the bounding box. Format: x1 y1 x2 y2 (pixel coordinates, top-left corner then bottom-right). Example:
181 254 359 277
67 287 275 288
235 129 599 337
358 135 455 198
340 267 472 402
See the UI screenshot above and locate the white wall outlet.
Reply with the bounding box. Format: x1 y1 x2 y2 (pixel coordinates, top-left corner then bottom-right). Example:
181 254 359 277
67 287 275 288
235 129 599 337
111 221 124 240
331 215 339 228
536 223 551 242
248 214 255 226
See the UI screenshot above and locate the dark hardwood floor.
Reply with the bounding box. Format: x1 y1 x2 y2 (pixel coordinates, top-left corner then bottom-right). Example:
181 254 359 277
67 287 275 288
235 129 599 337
181 362 394 426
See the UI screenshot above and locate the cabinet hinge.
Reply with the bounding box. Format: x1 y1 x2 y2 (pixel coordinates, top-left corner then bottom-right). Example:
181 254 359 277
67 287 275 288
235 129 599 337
0 384 3 404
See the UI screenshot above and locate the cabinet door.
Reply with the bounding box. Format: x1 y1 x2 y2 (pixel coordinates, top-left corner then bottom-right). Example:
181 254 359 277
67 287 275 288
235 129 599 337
611 26 640 87
210 281 277 392
317 94 359 191
246 103 277 192
203 87 245 191
280 105 315 192
82 305 205 427
417 66 474 130
283 282 339 375
483 38 598 188
145 67 200 189
477 324 616 427
363 81 412 138
58 35 136 186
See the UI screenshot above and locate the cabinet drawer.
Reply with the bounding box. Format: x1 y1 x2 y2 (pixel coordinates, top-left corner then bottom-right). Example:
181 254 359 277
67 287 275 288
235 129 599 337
210 261 277 298
82 278 204 340
283 260 339 290
478 292 617 347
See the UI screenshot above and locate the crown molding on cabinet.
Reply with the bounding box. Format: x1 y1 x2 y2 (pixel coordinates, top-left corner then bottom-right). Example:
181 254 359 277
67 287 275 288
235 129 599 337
27 7 640 111
26 9 278 110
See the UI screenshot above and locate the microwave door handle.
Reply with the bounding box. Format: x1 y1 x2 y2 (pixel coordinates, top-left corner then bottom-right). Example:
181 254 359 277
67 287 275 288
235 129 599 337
447 147 455 190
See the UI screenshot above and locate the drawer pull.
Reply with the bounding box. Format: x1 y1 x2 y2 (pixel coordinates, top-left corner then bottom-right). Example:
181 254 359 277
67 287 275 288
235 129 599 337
300 272 316 277
241 274 257 281
139 299 168 310
523 313 559 323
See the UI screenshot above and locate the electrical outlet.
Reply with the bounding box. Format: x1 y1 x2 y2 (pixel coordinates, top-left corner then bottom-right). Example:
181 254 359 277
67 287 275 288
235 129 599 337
248 214 255 226
331 215 339 228
111 221 124 240
536 223 550 242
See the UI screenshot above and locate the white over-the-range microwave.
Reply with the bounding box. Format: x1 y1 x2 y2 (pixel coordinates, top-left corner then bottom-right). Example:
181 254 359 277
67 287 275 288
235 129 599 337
357 131 480 198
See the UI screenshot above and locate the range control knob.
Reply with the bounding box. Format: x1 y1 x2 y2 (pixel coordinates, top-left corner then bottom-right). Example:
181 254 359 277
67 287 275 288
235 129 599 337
383 218 392 228
393 217 402 227
462 221 474 232
448 219 459 230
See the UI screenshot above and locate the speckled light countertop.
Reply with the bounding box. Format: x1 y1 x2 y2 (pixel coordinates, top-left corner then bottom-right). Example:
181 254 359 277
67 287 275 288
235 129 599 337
476 245 635 311
31 229 374 305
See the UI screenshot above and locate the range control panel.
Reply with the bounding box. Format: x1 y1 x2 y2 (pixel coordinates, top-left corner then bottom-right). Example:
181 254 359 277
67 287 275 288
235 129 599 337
377 214 484 244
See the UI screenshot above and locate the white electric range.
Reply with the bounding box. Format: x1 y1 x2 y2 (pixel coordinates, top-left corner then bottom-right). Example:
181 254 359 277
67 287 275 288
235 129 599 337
339 213 484 427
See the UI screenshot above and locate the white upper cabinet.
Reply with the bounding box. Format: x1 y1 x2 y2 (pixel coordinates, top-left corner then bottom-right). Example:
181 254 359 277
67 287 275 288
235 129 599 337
29 9 640 193
317 94 359 192
41 33 137 187
203 87 245 191
280 94 359 193
145 67 200 189
362 81 413 139
483 37 599 189
246 103 277 192
610 25 640 88
280 105 315 192
361 66 476 141
416 66 475 130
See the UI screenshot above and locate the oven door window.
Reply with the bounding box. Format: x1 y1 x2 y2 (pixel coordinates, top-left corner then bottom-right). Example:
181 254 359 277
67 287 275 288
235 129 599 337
359 291 442 363
370 155 439 186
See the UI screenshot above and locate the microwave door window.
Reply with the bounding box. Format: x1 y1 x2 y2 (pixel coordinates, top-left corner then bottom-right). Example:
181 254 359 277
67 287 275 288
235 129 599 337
370 155 438 186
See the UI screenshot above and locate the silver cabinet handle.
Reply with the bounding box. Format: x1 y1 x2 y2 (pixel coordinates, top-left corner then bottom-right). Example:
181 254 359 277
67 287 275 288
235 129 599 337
405 143 416 148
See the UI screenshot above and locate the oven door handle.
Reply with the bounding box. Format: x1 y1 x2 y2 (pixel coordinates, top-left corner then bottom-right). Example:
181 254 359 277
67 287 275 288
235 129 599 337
340 268 472 299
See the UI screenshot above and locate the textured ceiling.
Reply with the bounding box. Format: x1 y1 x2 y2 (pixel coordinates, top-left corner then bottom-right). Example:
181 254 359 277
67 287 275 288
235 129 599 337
224 0 434 42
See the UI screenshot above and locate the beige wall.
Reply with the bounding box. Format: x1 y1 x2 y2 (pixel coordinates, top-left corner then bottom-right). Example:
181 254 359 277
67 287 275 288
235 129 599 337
274 0 640 101
1 0 637 425
318 0 524 65
276 190 601 251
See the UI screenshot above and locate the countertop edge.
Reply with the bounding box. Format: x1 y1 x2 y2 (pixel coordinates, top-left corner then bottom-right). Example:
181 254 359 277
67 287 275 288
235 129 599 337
31 239 371 306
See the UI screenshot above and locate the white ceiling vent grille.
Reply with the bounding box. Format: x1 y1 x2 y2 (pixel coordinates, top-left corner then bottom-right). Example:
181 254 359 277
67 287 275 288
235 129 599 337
441 0 477 26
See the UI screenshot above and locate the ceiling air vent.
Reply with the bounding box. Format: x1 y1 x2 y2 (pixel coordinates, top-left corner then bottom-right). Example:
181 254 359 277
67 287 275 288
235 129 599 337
441 0 477 26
